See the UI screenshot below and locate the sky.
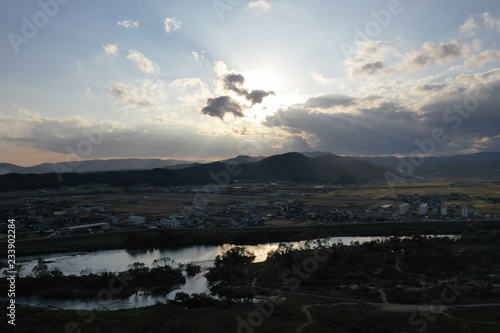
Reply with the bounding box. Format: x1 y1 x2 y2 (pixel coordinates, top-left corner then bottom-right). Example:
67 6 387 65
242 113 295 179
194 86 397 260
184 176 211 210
1 0 500 166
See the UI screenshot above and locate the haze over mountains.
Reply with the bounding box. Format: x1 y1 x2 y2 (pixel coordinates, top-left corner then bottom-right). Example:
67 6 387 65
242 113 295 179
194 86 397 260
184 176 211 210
0 151 499 192
1 152 499 176
0 152 388 191
0 158 203 175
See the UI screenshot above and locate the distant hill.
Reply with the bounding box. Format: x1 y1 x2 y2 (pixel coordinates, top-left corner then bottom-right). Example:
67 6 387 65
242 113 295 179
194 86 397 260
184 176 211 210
357 152 500 175
0 158 202 175
239 152 388 183
0 153 391 191
2 152 498 191
221 155 266 165
300 151 333 158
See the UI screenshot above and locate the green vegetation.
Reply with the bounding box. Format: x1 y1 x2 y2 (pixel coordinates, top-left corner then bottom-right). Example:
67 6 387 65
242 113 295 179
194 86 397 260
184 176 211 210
8 221 472 257
0 258 184 299
3 225 500 332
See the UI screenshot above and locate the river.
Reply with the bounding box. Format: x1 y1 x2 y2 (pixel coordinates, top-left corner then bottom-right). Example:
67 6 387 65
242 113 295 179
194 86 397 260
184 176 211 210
2 235 457 310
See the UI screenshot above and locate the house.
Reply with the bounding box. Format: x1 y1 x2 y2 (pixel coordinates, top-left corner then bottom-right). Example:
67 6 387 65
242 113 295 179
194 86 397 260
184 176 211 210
399 203 410 215
418 203 428 216
159 216 181 228
461 204 468 218
441 204 448 216
128 215 146 225
83 205 104 213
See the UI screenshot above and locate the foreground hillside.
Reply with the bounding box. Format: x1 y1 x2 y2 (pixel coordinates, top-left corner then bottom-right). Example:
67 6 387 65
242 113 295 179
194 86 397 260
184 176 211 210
3 224 500 333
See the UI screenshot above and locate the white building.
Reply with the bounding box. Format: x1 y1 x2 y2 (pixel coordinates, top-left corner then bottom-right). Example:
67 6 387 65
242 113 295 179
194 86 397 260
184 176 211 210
84 205 104 213
461 204 468 218
418 203 428 216
441 204 448 217
159 217 181 228
399 203 410 215
128 215 145 225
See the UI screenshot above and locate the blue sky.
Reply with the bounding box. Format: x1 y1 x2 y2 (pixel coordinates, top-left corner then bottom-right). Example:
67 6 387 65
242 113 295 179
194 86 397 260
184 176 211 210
1 0 500 166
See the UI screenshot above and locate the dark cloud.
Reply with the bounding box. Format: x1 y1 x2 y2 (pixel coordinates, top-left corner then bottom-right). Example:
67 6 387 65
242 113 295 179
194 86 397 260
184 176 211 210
223 73 246 95
246 89 276 106
263 81 500 156
202 72 275 120
201 96 244 119
413 83 446 92
264 104 423 155
304 94 355 109
359 61 384 75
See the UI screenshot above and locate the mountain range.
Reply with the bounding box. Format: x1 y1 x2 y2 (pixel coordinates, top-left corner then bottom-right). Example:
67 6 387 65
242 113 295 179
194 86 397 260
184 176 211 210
0 158 202 175
0 151 499 191
356 152 500 175
4 151 499 175
0 152 389 191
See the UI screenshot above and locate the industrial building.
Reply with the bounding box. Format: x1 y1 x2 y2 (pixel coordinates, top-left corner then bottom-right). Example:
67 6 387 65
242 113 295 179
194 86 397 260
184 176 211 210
399 203 410 215
418 203 428 216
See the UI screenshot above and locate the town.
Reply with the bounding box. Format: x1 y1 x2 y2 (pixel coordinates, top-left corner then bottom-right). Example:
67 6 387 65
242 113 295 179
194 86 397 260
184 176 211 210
1 180 498 240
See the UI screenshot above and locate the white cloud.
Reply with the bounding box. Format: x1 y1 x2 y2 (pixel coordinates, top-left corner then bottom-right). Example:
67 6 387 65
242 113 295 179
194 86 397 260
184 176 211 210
192 51 201 65
126 50 159 74
213 60 229 77
344 41 394 77
309 71 338 84
460 16 480 38
483 12 500 33
398 41 463 71
464 50 500 67
109 79 166 110
164 17 182 33
103 43 118 56
248 0 271 14
117 20 139 29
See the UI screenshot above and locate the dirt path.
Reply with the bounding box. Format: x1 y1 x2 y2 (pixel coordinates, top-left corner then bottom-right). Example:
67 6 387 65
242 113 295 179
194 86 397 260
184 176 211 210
293 301 500 332
395 256 402 273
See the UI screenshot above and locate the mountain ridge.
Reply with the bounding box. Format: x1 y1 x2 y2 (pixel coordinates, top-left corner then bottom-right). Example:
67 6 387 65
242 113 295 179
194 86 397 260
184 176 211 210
0 152 391 191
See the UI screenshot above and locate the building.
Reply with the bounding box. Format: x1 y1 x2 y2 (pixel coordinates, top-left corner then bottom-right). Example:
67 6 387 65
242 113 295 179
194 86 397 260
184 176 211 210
418 203 428 216
159 216 181 228
399 203 410 215
61 222 110 233
83 205 104 213
441 204 448 217
461 204 468 218
128 215 146 225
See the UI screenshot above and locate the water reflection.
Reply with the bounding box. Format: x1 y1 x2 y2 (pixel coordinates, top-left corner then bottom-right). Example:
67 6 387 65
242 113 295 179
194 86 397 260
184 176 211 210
2 235 458 310
9 235 457 277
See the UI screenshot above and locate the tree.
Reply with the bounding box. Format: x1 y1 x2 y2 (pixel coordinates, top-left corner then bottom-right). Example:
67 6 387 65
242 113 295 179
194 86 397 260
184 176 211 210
32 258 49 278
152 257 176 269
127 262 149 275
214 247 255 267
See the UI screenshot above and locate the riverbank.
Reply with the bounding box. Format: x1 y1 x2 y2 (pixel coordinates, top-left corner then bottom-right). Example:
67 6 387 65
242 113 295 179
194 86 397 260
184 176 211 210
2 224 500 333
2 220 476 257
3 301 499 333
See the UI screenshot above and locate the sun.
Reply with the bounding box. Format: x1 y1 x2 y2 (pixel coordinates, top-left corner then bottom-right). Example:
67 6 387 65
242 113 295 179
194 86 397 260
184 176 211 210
242 69 285 93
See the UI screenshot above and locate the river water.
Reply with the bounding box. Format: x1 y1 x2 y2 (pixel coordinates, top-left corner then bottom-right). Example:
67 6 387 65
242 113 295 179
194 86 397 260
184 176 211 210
3 235 457 310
